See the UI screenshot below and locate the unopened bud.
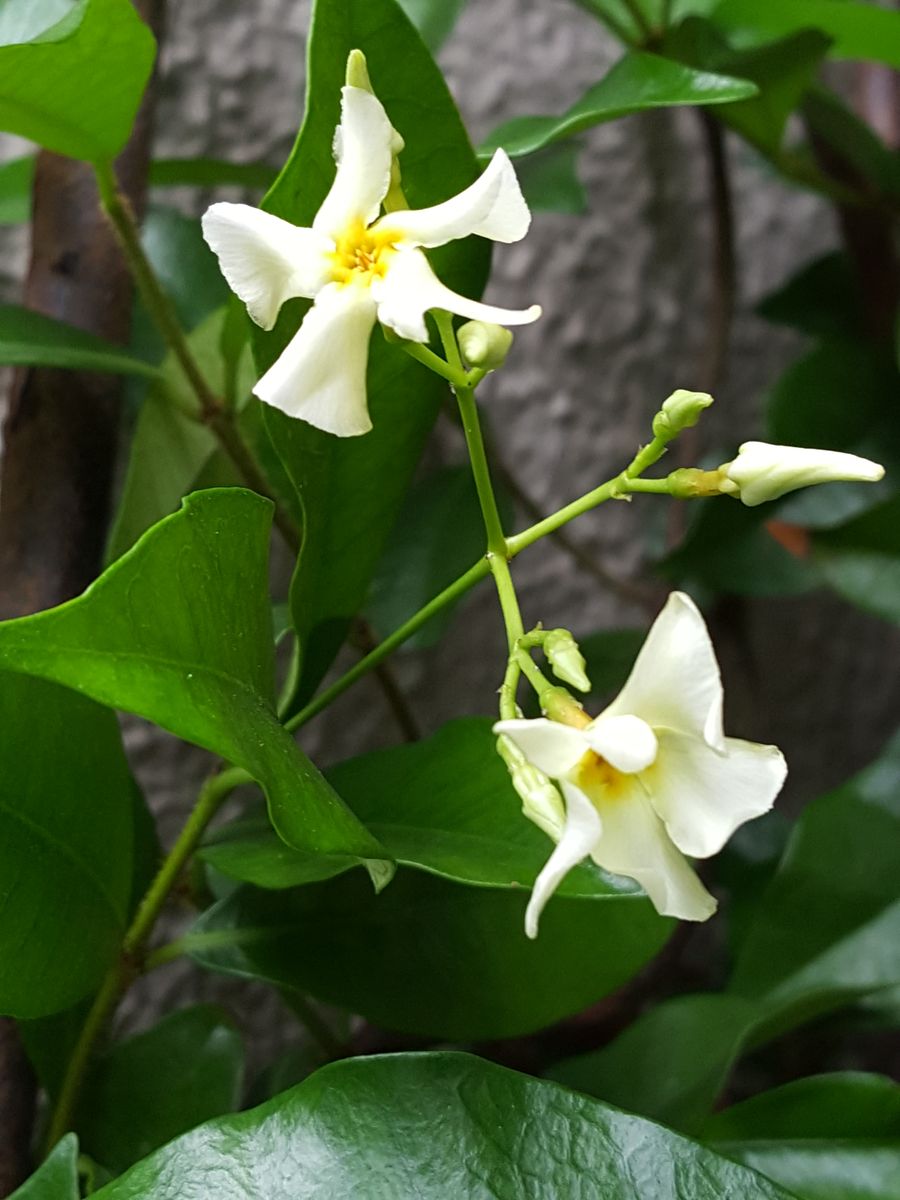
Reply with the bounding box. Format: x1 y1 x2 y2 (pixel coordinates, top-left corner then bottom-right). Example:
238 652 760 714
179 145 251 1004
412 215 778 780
652 389 714 441
496 735 566 839
543 629 591 693
718 441 885 507
457 321 514 371
666 467 726 499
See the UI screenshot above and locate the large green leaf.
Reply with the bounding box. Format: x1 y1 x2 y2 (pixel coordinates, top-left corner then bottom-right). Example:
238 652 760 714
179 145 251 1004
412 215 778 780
0 154 33 224
189 868 669 1040
0 489 386 866
148 158 276 191
711 0 900 70
254 0 490 709
0 674 134 1018
90 1053 796 1200
0 304 159 379
78 1005 244 1174
813 497 900 627
0 0 156 162
757 253 864 341
514 141 588 213
203 718 643 899
705 1073 900 1200
8 1133 78 1200
480 50 757 159
395 0 468 49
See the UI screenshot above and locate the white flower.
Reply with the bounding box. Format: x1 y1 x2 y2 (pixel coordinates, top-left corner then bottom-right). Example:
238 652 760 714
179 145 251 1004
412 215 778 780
494 592 787 937
719 442 885 507
201 71 540 437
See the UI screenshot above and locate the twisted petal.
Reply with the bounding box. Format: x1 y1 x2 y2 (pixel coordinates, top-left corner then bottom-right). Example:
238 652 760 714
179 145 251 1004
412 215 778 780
201 203 333 330
494 718 587 780
649 730 787 859
589 783 717 922
586 715 658 774
313 86 395 239
602 591 725 751
373 246 541 342
372 149 531 248
525 785 603 939
254 283 377 437
724 441 885 507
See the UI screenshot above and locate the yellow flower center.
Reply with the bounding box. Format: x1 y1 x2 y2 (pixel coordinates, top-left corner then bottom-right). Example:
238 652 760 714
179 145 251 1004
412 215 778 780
572 751 636 804
330 219 397 285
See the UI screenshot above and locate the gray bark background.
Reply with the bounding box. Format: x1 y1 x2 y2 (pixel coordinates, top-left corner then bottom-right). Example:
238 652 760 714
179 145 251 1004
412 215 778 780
1 0 898 1054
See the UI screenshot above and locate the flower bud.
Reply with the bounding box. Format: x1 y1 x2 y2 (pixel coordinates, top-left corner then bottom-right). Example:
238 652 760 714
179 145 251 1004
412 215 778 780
652 389 714 441
496 735 566 839
543 629 591 693
346 49 373 91
457 320 514 371
718 441 885 507
666 467 726 499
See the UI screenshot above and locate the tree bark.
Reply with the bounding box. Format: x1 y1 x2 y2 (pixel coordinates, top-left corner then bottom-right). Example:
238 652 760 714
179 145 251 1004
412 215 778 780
0 2 166 1189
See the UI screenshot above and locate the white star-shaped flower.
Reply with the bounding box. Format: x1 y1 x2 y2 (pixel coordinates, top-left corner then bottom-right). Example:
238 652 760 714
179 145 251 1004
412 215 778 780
201 73 540 437
495 592 787 937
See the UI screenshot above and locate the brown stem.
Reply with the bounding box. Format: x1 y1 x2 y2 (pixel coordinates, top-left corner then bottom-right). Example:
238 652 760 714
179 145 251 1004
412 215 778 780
695 109 735 395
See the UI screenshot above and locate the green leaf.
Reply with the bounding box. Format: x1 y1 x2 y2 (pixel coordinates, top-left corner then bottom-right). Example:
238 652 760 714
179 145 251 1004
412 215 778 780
0 0 75 46
547 994 758 1132
256 0 490 709
479 50 758 159
801 87 900 201
90 1053 797 1200
757 253 864 341
731 731 900 1027
514 141 588 214
204 718 643 898
395 0 468 49
0 154 33 224
813 496 900 625
0 674 134 1018
705 1073 900 1200
0 489 386 867
189 868 669 1040
8 1133 78 1200
78 1005 244 1174
712 0 900 70
0 0 156 162
149 158 277 191
0 304 159 378
365 468 505 650
106 308 251 561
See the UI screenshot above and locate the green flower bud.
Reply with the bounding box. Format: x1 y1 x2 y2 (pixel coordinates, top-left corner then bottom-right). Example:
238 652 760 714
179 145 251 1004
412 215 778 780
666 467 727 499
544 629 591 693
652 389 714 441
496 735 566 839
457 320 514 371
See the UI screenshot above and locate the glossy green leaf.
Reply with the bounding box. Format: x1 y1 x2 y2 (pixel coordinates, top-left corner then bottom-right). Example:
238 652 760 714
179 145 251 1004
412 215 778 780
514 140 588 213
91 1053 797 1200
139 207 231 342
813 496 900 626
705 1074 900 1200
0 304 159 378
0 0 77 45
547 994 757 1132
480 50 758 159
204 718 643 899
256 0 490 709
107 309 251 561
0 489 386 866
0 674 134 1018
712 0 900 70
189 868 669 1040
757 253 864 341
365 468 506 650
395 0 468 49
0 154 33 224
0 0 156 162
731 731 900 1027
78 1005 244 1174
149 158 276 191
8 1133 78 1200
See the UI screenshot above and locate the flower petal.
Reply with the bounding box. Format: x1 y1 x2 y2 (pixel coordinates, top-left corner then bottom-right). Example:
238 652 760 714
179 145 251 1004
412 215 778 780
372 149 531 248
525 784 603 939
254 283 377 437
648 729 787 859
586 714 658 774
601 591 725 750
493 718 587 779
373 246 541 342
312 86 395 239
590 784 717 922
201 203 334 330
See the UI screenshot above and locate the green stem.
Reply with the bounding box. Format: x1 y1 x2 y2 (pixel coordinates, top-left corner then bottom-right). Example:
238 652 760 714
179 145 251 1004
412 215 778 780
44 765 247 1151
399 338 471 389
620 0 654 41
